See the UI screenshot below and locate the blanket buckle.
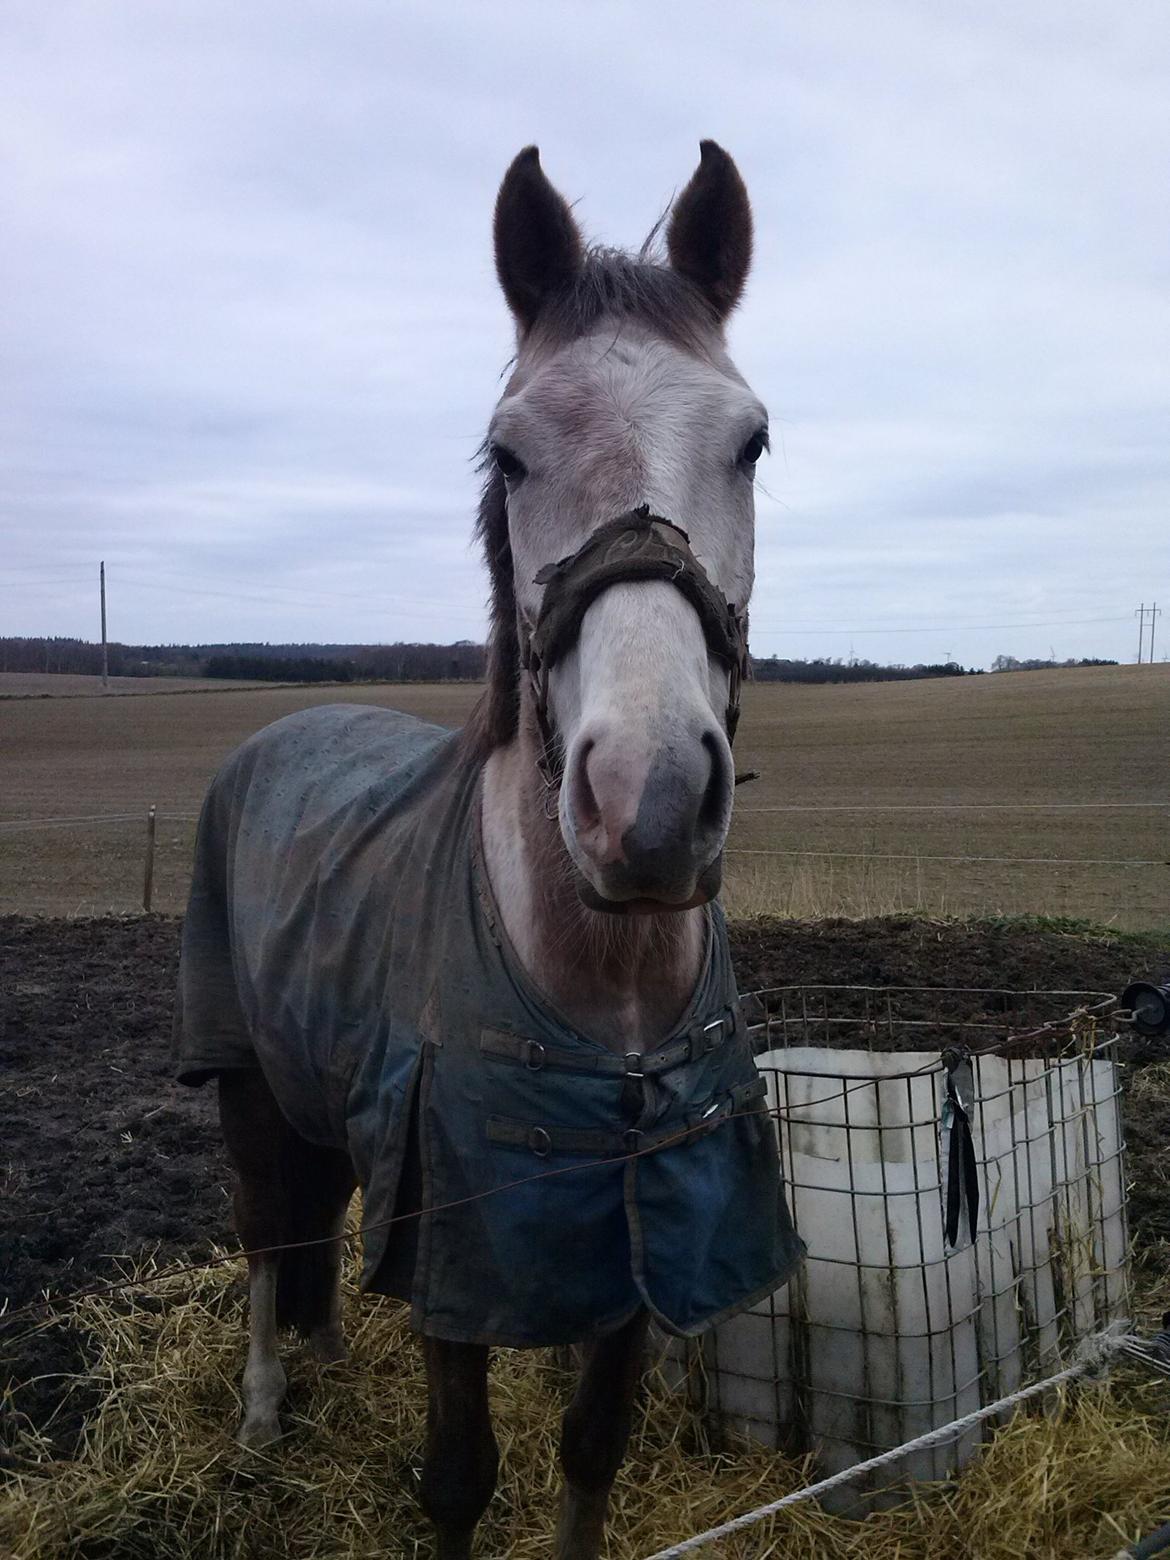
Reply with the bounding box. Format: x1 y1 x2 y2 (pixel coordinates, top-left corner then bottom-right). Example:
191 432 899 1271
622 1053 646 1118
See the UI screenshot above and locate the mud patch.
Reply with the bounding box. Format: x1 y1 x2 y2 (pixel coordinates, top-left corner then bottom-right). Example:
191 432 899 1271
2 913 1167 1459
0 917 228 1459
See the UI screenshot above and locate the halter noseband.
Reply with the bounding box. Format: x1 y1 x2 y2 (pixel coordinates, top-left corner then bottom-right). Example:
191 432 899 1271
519 505 749 784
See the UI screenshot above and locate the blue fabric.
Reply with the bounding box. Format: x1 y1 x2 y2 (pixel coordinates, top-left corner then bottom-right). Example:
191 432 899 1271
174 704 803 1346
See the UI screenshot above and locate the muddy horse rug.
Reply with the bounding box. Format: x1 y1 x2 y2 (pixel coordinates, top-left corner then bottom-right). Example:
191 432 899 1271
174 704 801 1346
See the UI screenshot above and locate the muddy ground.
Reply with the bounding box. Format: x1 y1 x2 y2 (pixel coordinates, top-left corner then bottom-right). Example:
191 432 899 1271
2 913 1168 1463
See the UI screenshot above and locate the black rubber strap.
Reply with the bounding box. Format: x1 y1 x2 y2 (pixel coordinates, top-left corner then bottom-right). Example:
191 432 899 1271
943 1053 980 1246
520 506 749 779
485 1076 767 1158
529 510 746 675
479 1008 738 1079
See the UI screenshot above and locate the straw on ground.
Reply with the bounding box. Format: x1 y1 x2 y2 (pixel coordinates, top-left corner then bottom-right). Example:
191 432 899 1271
3 1249 1170 1560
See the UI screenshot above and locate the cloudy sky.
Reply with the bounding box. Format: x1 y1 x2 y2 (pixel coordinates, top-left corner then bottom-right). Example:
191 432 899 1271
3 1 1168 668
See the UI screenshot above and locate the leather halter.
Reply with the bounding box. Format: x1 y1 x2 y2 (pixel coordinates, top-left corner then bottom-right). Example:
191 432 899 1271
518 505 749 784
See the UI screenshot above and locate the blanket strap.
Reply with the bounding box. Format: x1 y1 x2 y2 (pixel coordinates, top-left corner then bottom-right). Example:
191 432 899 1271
479 1007 739 1079
485 1077 767 1159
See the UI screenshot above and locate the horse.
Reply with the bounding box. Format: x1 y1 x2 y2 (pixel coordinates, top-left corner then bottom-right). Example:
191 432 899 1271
174 141 801 1560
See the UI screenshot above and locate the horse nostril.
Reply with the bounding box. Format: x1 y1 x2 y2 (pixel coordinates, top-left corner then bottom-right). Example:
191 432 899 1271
570 739 599 829
698 729 731 834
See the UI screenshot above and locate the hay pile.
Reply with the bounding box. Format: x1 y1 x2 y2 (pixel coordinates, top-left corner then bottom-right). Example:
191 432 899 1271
3 1251 1170 1560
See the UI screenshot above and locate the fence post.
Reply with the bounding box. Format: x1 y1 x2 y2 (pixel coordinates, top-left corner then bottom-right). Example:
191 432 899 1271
143 804 157 913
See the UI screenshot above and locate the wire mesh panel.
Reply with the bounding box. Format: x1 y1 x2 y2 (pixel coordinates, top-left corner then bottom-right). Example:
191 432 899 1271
665 986 1128 1512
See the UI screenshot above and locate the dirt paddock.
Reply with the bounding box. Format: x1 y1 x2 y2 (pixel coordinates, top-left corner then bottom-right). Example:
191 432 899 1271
3 910 1168 1470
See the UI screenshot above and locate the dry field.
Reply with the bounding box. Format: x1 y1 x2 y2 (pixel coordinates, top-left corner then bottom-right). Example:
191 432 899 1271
0 672 276 698
0 664 1166 928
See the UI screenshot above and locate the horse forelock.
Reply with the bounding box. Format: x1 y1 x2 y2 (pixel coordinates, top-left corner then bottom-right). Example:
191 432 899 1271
528 246 722 357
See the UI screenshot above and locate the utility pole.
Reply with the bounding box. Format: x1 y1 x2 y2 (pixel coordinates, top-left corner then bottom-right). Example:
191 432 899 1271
100 561 109 690
1135 602 1162 665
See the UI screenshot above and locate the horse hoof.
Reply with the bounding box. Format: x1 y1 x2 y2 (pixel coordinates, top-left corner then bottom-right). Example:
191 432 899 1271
310 1328 348 1365
237 1414 283 1449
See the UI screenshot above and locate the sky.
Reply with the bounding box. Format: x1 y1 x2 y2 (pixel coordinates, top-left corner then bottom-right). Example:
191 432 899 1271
3 1 1168 669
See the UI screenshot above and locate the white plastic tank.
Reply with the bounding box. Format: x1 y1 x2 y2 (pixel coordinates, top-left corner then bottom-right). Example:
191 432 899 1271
665 987 1128 1512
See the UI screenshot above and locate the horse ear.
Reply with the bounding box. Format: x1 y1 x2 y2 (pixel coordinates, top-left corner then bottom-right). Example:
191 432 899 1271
666 140 753 324
494 146 584 333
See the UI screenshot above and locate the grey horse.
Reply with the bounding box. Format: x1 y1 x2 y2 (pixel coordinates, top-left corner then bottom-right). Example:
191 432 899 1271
174 142 801 1559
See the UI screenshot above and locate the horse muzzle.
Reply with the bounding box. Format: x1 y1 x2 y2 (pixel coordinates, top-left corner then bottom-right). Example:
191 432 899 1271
562 717 733 912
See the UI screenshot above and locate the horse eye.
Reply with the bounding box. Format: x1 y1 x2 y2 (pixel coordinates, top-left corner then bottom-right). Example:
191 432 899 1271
491 443 527 481
740 430 768 466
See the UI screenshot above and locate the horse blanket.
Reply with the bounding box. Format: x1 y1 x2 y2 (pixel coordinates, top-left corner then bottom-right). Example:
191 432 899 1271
173 705 803 1346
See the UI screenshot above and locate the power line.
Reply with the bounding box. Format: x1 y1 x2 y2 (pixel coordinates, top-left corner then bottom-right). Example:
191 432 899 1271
752 607 1134 628
114 568 473 613
735 802 1170 813
0 564 1141 636
0 563 100 577
97 573 485 626
4 563 1150 646
724 848 1166 866
749 615 1133 637
0 564 475 616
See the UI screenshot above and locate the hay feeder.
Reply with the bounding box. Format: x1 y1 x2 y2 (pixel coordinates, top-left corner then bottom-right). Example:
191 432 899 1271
667 984 1129 1512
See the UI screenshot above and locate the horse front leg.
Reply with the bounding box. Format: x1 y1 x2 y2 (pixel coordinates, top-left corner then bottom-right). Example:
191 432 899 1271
419 1337 498 1560
238 1251 286 1447
555 1309 649 1560
220 1074 290 1449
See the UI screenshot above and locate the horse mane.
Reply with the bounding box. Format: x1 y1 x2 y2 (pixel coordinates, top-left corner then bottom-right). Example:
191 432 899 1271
462 460 519 759
460 247 718 759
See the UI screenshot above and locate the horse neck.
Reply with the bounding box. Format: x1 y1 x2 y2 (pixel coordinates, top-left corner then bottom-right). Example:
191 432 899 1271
479 721 707 1054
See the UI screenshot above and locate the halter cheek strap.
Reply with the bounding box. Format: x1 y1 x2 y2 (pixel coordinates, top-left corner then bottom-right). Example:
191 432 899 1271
517 505 749 784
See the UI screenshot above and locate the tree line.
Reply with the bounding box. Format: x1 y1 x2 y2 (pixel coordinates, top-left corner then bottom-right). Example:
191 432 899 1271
990 655 1118 672
752 656 979 684
1 638 1119 685
205 654 356 683
0 637 487 682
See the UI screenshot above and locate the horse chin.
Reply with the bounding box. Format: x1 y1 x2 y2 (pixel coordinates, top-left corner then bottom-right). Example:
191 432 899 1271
573 855 724 917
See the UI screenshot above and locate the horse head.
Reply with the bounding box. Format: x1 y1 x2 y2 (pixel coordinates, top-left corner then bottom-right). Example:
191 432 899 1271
479 142 766 913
